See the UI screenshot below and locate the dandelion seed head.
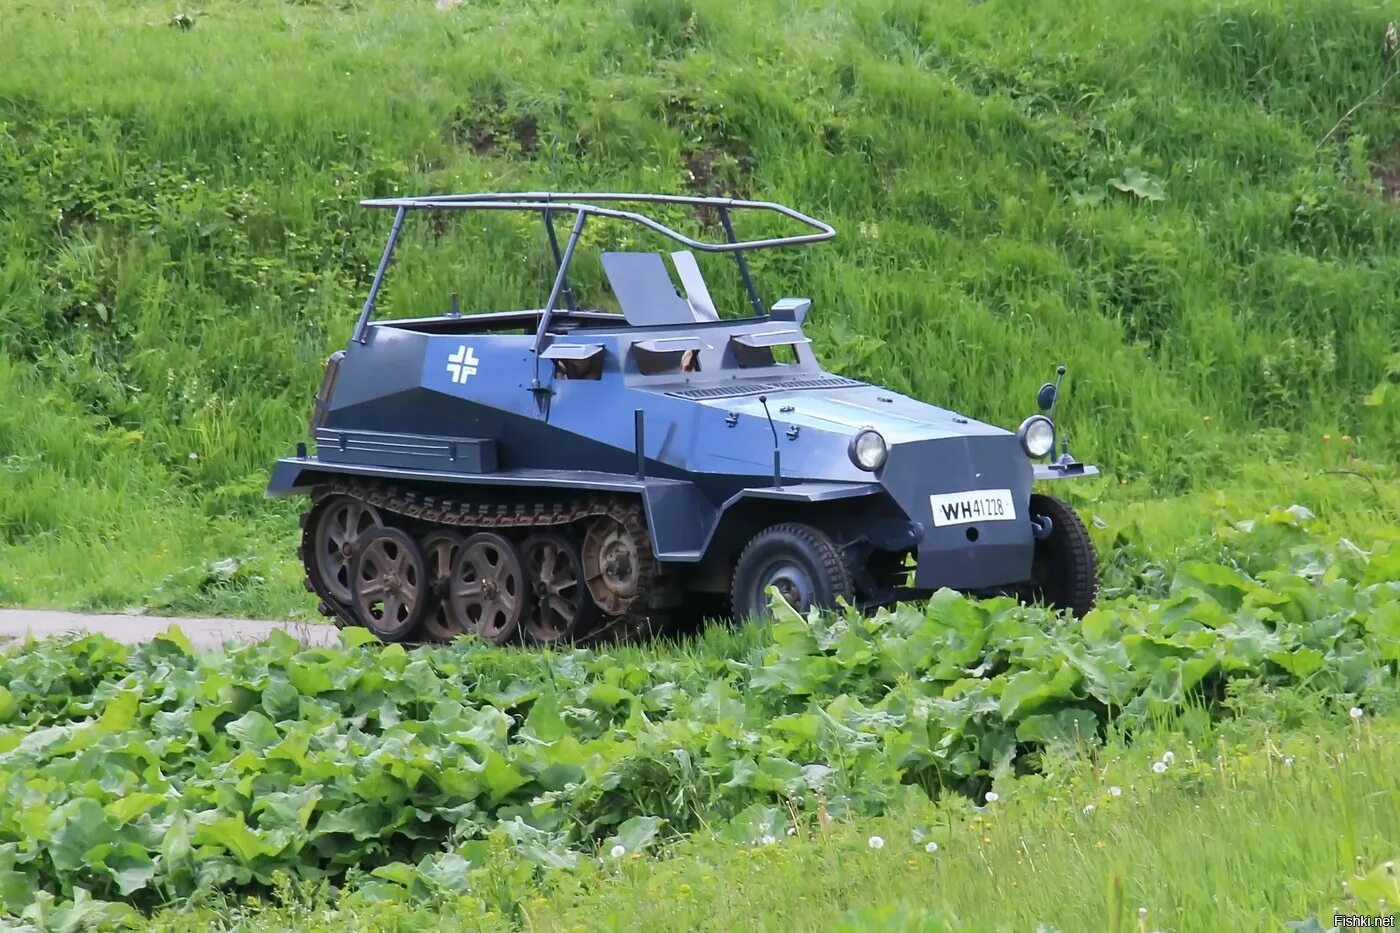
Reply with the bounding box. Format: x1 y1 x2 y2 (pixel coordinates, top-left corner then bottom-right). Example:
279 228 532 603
787 827 797 836
985 791 999 803
1083 804 1095 814
610 845 626 858
925 841 939 853
1108 786 1122 797
1152 761 1168 774
1138 907 1148 920
868 835 885 849
761 834 776 846
1162 750 1175 764
1350 707 1364 720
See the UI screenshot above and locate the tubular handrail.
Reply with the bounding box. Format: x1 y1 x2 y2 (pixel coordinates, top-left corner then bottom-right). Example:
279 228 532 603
358 191 836 253
351 191 837 383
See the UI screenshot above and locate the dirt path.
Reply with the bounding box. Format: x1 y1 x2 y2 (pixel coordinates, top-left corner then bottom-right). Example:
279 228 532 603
0 609 340 650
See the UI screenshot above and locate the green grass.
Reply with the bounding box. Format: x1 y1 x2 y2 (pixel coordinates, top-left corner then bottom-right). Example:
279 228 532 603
1 0 1399 616
144 707 1400 933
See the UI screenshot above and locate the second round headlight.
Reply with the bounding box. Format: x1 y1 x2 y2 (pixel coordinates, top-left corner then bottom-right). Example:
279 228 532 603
850 429 888 471
1018 415 1056 458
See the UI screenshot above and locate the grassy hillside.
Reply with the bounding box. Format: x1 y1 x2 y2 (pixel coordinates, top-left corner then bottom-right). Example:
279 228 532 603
0 0 1398 612
2 4 1399 928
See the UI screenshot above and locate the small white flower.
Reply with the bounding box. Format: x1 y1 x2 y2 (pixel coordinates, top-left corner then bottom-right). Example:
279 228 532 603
984 791 999 803
1108 786 1122 797
761 834 776 846
868 835 885 849
610 844 626 858
1082 804 1095 814
1152 761 1168 774
1349 707 1364 720
925 841 939 853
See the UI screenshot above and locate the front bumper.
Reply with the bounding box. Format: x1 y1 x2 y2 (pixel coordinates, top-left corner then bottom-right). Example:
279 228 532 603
879 435 1099 591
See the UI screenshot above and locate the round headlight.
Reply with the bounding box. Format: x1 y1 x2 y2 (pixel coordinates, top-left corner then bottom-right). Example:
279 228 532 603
849 429 888 471
1018 415 1056 459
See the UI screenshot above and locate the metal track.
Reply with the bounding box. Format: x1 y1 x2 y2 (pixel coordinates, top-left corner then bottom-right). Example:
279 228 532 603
296 477 669 646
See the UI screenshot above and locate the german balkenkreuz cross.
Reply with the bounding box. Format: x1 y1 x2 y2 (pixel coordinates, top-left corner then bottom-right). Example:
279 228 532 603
446 345 480 384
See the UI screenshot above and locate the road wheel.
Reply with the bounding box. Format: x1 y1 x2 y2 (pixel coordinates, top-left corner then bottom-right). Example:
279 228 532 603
449 532 526 645
349 527 429 641
521 532 597 644
420 531 471 642
1023 493 1099 618
306 494 384 609
730 522 854 621
581 515 648 617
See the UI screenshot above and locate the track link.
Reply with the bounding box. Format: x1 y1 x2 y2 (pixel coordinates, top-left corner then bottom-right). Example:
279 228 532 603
297 478 668 646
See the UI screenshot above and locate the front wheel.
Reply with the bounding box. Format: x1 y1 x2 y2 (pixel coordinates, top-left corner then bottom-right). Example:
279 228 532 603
1022 493 1099 618
730 522 854 621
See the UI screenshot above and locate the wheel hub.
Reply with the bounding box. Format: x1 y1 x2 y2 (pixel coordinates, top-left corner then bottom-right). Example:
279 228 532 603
761 563 813 611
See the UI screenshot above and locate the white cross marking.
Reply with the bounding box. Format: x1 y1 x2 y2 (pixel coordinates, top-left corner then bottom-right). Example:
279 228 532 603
446 345 479 384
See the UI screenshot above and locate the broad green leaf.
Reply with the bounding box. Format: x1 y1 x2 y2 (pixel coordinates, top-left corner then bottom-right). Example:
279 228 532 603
583 683 635 709
1172 561 1260 612
520 693 568 743
998 665 1081 720
261 680 300 721
105 793 168 825
314 803 393 841
1268 648 1325 678
151 626 195 657
192 816 286 864
337 627 382 649
0 870 34 913
288 660 334 695
1015 709 1100 751
226 710 280 751
48 799 119 873
1110 166 1167 201
604 815 663 855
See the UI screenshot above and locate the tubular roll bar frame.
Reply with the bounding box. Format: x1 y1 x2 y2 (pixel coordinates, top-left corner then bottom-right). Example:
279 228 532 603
351 192 836 347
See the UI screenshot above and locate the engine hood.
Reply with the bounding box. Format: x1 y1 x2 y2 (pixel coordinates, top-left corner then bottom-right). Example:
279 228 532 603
696 383 1009 443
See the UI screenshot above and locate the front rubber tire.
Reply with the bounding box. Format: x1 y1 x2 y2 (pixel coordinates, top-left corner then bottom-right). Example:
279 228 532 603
730 522 854 621
1024 493 1099 618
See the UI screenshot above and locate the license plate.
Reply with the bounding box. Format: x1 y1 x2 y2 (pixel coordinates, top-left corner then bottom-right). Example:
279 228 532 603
929 489 1016 527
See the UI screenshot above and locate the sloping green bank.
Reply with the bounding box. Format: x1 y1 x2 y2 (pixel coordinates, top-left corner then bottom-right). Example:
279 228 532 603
0 0 1396 611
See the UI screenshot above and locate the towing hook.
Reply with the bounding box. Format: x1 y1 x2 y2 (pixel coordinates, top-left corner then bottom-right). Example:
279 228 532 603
1030 515 1054 540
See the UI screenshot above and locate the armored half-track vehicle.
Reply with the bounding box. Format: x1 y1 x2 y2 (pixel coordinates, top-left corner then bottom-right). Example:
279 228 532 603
266 192 1101 645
